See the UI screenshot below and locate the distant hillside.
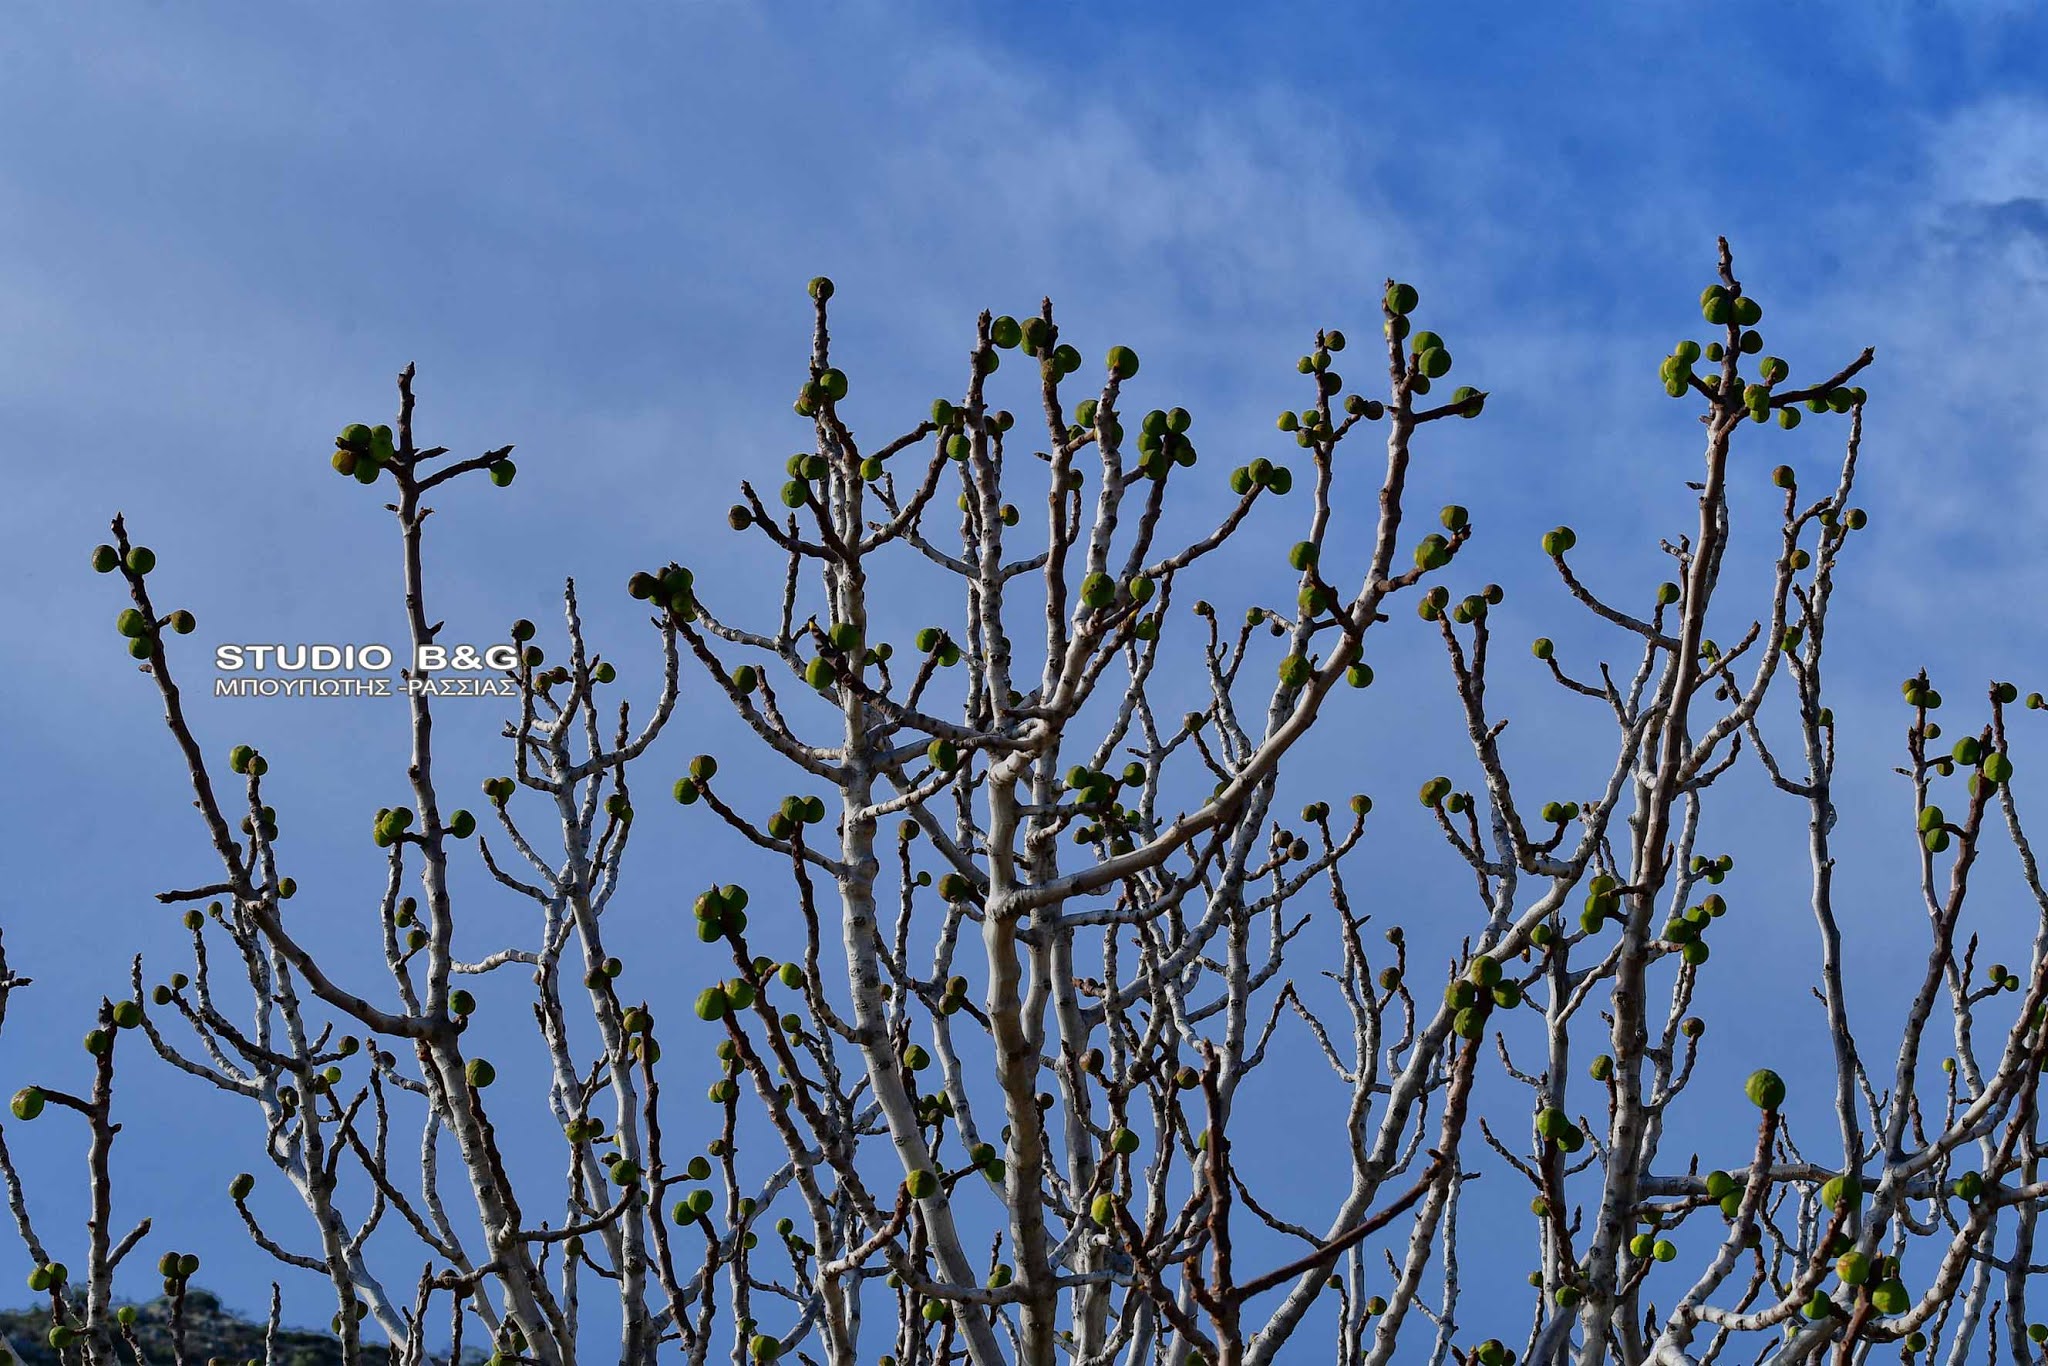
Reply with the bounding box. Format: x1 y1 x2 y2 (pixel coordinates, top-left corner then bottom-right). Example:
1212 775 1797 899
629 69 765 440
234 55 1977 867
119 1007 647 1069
0 1290 401 1366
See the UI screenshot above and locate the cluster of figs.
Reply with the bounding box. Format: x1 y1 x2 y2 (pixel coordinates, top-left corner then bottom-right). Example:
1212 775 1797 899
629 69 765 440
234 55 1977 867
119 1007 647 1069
1271 282 1482 453
1064 761 1147 851
627 564 697 623
1443 953 1522 1044
1658 286 1867 425
92 541 192 658
369 803 478 847
1902 684 2026 856
327 422 516 486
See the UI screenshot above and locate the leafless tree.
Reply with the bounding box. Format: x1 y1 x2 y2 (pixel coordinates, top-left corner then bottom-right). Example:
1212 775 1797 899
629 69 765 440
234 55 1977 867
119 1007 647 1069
10 239 2048 1366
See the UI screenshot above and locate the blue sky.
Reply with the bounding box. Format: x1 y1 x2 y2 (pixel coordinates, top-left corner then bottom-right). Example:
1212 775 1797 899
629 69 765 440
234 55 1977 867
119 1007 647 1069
3 0 2048 1349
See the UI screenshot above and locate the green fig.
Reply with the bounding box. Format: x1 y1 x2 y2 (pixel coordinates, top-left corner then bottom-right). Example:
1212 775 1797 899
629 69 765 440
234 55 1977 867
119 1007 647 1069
1744 1068 1786 1110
